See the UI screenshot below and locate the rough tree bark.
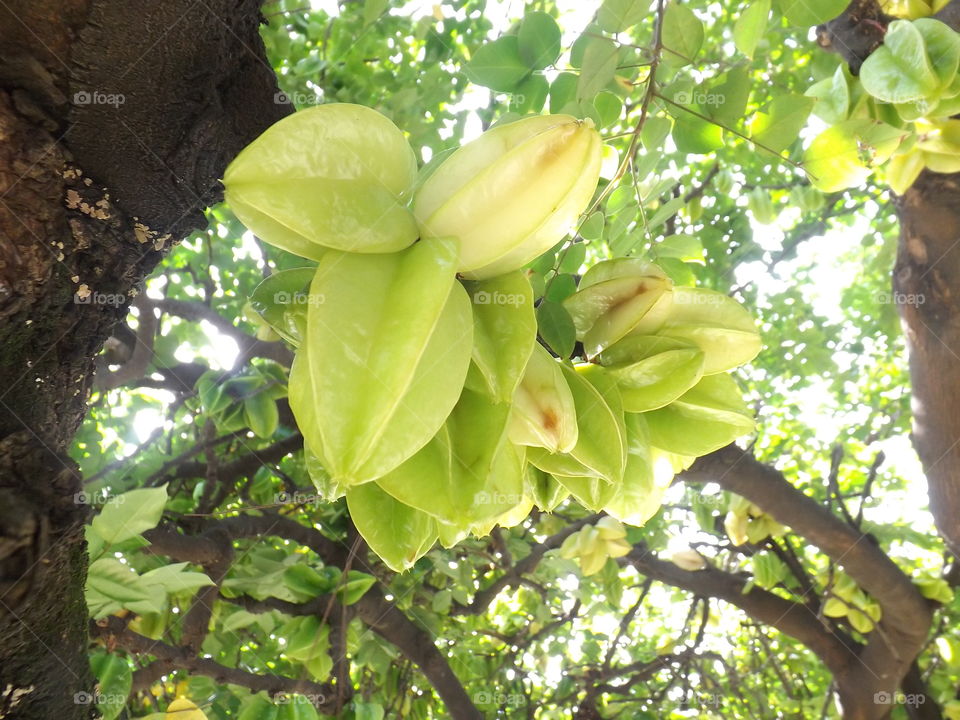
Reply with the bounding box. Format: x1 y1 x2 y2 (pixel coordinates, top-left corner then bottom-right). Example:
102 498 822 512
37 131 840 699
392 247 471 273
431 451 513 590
0 1 287 716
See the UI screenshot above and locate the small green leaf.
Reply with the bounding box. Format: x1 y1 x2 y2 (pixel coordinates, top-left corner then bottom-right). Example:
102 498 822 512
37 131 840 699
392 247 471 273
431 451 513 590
518 12 562 70
749 95 815 154
806 65 850 124
594 91 623 127
337 571 377 605
537 300 577 359
654 234 704 263
577 37 620 101
778 0 847 26
90 653 132 720
734 0 770 59
672 110 724 154
362 0 389 27
860 19 944 104
90 486 168 546
598 0 651 33
661 3 704 65
466 36 531 92
550 73 579 113
512 73 549 113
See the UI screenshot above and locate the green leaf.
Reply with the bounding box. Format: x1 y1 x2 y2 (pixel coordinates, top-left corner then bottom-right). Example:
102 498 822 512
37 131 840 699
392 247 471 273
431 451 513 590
283 564 332 598
805 65 850 124
778 0 847 26
860 20 940 104
90 652 132 720
346 482 438 572
466 36 531 92
249 267 316 347
654 234 704 263
337 571 377 605
672 110 724 154
734 0 770 59
594 91 623 127
238 696 279 720
580 212 605 240
537 300 577 359
512 73 549 114
708 67 752 128
518 12 561 70
90 486 168 546
243 391 279 439
577 37 620 102
354 702 386 720
550 72 579 113
661 3 704 65
749 95 815 154
362 0 389 27
598 0 651 33
804 119 906 191
139 562 214 595
86 558 164 618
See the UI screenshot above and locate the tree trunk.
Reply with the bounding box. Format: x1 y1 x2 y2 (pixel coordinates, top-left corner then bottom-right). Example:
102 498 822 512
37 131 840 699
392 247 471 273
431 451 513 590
0 1 286 716
894 170 960 557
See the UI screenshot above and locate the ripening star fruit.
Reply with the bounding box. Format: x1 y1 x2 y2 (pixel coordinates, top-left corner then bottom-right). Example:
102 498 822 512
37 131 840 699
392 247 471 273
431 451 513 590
652 287 761 374
413 114 603 280
223 103 419 259
290 237 473 486
509 343 579 453
563 259 674 358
